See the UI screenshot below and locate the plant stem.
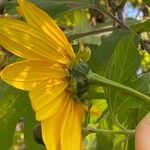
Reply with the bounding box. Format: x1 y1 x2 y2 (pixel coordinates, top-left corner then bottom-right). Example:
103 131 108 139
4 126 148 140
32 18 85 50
92 5 130 30
86 72 150 104
0 0 4 14
83 127 135 135
68 27 115 41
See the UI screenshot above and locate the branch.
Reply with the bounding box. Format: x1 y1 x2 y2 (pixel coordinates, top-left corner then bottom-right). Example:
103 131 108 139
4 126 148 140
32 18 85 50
0 0 4 14
92 5 130 30
118 0 127 10
116 0 127 21
83 127 135 135
68 27 115 41
86 72 150 104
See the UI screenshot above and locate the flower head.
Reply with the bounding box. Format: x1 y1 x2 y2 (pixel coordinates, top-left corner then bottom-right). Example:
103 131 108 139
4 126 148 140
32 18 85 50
0 0 87 149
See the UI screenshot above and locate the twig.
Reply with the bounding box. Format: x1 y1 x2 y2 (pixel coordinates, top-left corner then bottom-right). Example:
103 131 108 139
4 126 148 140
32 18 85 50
116 0 127 21
83 127 135 135
92 5 130 30
68 27 115 41
0 0 4 14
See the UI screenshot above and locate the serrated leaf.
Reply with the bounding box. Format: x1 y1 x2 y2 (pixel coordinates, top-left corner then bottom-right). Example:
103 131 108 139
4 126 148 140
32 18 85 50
105 35 149 120
87 29 130 75
97 34 149 149
103 35 150 150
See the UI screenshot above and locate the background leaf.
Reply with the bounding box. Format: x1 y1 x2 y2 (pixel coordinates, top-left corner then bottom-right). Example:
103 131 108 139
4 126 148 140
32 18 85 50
87 29 130 75
144 0 150 6
103 35 149 149
0 80 26 149
5 0 93 17
132 19 150 33
0 80 44 149
105 34 149 117
23 98 45 150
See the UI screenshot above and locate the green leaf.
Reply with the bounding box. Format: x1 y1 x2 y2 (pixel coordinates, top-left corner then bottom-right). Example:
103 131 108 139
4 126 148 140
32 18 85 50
96 113 129 150
0 80 44 149
57 9 88 27
132 19 150 33
144 0 150 6
0 80 27 149
23 97 45 150
5 0 93 17
87 29 130 75
30 0 83 17
95 35 149 149
105 35 149 119
71 26 102 45
5 0 17 14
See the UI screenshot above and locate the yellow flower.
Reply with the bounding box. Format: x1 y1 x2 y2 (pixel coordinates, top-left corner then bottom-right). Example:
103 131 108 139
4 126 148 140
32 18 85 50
0 0 84 149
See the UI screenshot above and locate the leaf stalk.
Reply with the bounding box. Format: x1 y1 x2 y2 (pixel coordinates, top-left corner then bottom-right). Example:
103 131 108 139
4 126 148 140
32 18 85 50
86 72 150 104
83 127 135 135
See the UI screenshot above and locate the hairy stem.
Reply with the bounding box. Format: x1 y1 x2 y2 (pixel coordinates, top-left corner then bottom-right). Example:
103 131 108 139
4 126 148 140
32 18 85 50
83 127 135 135
86 72 150 104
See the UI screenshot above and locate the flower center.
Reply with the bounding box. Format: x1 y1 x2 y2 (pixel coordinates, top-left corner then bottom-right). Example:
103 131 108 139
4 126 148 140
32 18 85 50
68 59 90 103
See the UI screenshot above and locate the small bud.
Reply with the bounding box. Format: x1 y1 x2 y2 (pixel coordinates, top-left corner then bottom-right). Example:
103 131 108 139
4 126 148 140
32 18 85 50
77 43 91 62
33 123 44 145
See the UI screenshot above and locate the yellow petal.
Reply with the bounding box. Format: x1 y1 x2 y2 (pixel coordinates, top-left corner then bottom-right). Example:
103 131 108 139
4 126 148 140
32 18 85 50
35 92 66 121
18 0 75 59
41 93 84 150
41 92 70 150
29 79 68 112
0 18 69 64
61 98 84 150
1 60 67 90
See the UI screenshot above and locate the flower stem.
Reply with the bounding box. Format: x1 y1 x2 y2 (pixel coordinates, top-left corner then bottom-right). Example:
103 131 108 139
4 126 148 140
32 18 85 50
86 72 150 103
83 127 135 135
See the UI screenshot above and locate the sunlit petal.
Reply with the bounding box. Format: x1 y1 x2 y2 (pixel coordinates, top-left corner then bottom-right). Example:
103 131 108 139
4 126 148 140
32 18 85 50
42 95 84 150
41 93 71 150
61 97 84 150
0 1 85 149
18 0 75 59
29 79 68 112
1 60 67 90
36 92 66 121
0 18 69 64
